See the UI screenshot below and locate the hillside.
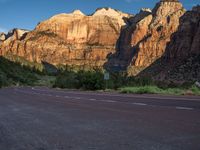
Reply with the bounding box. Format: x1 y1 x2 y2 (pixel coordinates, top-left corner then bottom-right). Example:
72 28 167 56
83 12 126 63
0 0 199 83
138 5 200 83
0 8 132 69
0 56 40 87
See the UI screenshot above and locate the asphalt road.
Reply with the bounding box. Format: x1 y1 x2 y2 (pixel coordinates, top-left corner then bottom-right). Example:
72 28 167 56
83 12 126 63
0 87 200 150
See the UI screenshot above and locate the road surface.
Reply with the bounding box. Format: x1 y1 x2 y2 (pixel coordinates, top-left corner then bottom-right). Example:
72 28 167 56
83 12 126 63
0 87 200 150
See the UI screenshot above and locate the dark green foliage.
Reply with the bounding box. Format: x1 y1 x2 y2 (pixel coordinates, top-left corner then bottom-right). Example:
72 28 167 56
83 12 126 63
107 72 127 90
4 53 45 74
0 56 41 87
54 69 105 90
53 68 154 90
53 71 78 89
126 76 153 87
76 70 105 90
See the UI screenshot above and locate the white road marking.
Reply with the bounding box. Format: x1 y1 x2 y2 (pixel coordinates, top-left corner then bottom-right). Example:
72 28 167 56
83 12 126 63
30 88 200 101
100 100 116 103
89 98 96 101
176 107 194 110
132 102 148 106
13 89 196 111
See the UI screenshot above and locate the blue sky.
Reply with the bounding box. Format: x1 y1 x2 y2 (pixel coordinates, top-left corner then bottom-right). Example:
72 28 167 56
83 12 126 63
0 0 199 33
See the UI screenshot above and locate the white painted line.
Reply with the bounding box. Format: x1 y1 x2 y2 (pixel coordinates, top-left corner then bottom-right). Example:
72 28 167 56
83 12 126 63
132 102 148 106
12 89 198 111
100 100 116 103
176 107 194 110
31 88 200 101
74 97 81 100
89 99 96 101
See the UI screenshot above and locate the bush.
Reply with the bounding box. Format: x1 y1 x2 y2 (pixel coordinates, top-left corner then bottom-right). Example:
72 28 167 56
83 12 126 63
127 76 153 87
78 70 105 90
191 85 200 95
121 86 162 94
53 70 155 91
53 71 78 89
54 69 105 90
0 56 41 87
109 72 127 89
0 76 2 88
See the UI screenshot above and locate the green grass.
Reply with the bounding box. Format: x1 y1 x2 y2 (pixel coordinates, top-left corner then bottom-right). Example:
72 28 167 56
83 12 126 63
190 86 200 95
120 85 200 96
0 56 44 87
34 75 56 87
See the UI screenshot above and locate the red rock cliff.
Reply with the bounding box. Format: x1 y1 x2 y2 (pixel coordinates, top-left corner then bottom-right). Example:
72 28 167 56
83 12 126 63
107 0 185 74
0 8 131 67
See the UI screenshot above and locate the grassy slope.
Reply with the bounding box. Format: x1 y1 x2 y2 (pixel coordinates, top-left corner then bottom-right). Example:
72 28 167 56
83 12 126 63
0 57 55 87
120 86 200 96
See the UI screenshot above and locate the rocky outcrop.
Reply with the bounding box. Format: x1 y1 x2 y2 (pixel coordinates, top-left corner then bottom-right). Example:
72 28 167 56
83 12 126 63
161 5 200 81
139 5 200 82
0 8 131 67
0 32 6 41
107 0 185 74
5 29 29 41
165 5 200 61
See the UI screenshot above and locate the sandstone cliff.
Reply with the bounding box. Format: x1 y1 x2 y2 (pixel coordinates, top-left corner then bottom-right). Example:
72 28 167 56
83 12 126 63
0 8 131 67
107 0 185 74
0 32 6 41
1 0 198 83
139 5 200 82
165 5 200 61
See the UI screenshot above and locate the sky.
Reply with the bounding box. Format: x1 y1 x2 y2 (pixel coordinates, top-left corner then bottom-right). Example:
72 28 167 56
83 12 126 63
0 0 199 33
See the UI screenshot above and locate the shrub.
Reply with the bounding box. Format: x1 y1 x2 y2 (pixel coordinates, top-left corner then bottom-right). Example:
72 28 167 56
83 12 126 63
0 56 41 87
77 70 105 90
121 86 162 94
54 71 78 89
54 69 105 90
126 76 154 87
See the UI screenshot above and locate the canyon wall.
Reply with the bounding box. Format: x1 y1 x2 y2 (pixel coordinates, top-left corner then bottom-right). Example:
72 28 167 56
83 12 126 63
0 8 131 67
107 0 186 74
1 1 199 81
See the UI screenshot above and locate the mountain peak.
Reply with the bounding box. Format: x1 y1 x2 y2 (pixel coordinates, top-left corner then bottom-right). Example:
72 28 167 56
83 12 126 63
92 7 131 18
0 32 6 41
160 0 179 2
71 10 85 16
152 0 184 17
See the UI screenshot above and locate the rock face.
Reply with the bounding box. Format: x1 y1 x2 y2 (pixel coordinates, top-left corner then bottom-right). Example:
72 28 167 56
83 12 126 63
107 0 185 74
1 0 198 82
139 5 200 82
0 8 131 67
6 29 29 40
0 32 6 41
162 5 200 81
165 5 200 61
